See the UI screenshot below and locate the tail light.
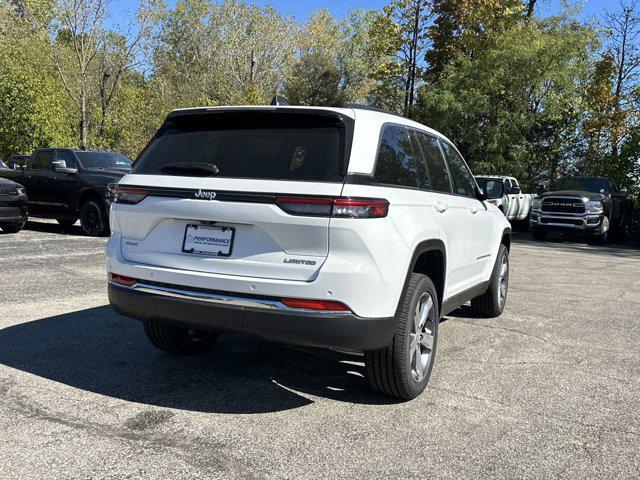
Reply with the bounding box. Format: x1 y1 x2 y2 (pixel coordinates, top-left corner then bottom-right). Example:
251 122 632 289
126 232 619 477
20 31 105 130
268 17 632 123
332 198 388 218
275 196 333 216
114 186 148 204
108 272 137 286
281 298 350 311
275 196 388 218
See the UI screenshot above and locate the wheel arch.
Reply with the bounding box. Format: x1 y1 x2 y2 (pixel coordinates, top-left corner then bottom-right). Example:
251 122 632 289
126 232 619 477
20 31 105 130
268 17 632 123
501 227 512 251
397 239 447 317
79 188 105 208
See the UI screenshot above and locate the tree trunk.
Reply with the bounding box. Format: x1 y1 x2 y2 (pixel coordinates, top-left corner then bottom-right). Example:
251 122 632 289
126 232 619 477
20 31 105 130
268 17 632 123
526 0 536 18
407 0 422 118
80 86 88 150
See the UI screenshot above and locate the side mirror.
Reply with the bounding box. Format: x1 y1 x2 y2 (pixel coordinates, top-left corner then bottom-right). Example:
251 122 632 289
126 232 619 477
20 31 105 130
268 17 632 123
536 184 545 195
511 186 521 194
484 180 504 200
52 160 78 174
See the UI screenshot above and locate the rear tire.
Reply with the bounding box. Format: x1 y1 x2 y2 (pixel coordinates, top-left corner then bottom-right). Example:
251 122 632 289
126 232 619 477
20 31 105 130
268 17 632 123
365 273 439 400
470 244 509 318
143 319 219 355
0 222 25 234
532 231 547 241
80 199 109 236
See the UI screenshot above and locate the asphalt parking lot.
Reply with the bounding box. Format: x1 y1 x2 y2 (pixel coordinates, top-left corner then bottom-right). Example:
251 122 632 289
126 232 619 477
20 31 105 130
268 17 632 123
1 221 639 479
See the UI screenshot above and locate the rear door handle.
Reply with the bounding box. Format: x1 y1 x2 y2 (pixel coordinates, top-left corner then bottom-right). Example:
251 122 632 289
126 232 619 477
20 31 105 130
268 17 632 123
434 202 448 213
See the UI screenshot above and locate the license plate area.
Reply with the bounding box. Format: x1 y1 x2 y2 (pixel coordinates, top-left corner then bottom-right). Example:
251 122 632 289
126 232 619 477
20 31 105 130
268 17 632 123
182 224 235 257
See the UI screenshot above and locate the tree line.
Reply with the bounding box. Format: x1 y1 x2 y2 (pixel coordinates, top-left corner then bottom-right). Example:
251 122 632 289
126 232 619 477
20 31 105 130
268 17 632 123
1 0 639 191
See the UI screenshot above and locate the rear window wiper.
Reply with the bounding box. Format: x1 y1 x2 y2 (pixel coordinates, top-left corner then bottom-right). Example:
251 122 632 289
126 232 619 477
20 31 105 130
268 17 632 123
160 162 220 177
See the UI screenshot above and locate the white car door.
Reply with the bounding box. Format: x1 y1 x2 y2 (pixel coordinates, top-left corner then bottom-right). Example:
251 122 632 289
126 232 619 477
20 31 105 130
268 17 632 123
439 141 492 289
511 178 528 220
410 130 471 297
504 178 518 219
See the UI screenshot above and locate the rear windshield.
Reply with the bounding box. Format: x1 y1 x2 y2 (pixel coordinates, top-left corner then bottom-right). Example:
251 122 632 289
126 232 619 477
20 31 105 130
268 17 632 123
132 111 349 182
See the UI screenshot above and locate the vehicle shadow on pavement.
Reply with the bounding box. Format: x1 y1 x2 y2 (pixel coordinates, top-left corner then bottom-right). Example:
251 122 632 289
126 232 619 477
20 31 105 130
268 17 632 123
24 220 83 236
512 231 640 257
0 306 400 413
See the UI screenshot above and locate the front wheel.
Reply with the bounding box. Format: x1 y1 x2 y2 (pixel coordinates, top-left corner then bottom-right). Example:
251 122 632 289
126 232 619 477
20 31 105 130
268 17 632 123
588 216 610 244
79 199 109 236
365 273 439 400
470 244 509 317
0 221 25 234
143 319 220 355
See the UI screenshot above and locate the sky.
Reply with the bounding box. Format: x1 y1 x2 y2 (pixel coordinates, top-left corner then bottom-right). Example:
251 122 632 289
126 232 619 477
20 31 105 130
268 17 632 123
107 0 616 29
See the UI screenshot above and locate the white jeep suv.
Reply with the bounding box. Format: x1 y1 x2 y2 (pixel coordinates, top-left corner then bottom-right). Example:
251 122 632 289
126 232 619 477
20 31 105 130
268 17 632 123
106 105 511 400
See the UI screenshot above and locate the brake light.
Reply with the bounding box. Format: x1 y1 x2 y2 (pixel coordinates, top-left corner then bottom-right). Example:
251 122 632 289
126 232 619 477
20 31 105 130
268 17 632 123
114 186 148 204
275 196 388 218
281 298 350 311
108 272 137 286
332 198 388 218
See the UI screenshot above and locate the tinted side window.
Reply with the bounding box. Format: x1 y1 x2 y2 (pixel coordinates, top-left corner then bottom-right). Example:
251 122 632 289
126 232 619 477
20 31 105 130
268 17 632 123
55 150 77 168
29 152 48 170
411 131 452 194
374 125 420 188
440 142 476 197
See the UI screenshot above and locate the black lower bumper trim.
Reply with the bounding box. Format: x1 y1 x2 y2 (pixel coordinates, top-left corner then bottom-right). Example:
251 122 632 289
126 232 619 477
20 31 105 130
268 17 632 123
531 224 602 236
108 284 396 351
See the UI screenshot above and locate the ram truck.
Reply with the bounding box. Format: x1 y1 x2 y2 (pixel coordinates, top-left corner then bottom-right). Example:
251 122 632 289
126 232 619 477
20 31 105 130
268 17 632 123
530 176 634 242
0 148 132 236
0 178 28 233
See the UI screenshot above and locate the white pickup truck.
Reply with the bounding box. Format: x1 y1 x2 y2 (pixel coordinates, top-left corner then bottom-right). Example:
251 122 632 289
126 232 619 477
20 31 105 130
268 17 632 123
475 176 534 222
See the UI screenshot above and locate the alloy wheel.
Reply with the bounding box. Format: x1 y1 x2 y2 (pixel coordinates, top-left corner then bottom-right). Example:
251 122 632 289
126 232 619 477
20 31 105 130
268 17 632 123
498 253 509 308
410 292 436 382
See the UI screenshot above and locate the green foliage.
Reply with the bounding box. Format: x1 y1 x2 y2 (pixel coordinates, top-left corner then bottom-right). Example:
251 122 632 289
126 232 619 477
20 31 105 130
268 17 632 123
0 5 74 159
426 0 524 82
417 16 596 189
369 0 431 115
0 0 638 191
284 9 383 106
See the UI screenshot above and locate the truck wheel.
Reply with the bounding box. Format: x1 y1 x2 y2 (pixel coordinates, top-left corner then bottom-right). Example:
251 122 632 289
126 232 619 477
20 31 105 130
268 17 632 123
80 199 109 236
143 319 220 355
470 244 509 318
532 231 547 241
365 273 439 400
0 222 25 234
589 216 610 244
57 218 78 228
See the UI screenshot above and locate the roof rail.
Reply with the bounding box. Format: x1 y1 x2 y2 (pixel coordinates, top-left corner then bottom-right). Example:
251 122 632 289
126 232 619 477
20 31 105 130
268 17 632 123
342 103 406 118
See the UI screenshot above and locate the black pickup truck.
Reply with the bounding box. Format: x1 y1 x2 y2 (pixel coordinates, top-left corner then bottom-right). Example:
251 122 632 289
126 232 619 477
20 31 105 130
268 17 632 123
0 177 28 233
530 176 634 243
0 148 132 236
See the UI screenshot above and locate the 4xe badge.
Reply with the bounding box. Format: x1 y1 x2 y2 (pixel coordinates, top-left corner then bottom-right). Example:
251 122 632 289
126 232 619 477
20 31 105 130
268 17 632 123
194 189 217 200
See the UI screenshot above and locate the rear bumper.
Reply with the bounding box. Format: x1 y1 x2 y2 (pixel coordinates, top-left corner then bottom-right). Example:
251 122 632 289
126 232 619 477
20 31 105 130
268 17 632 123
108 282 397 351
